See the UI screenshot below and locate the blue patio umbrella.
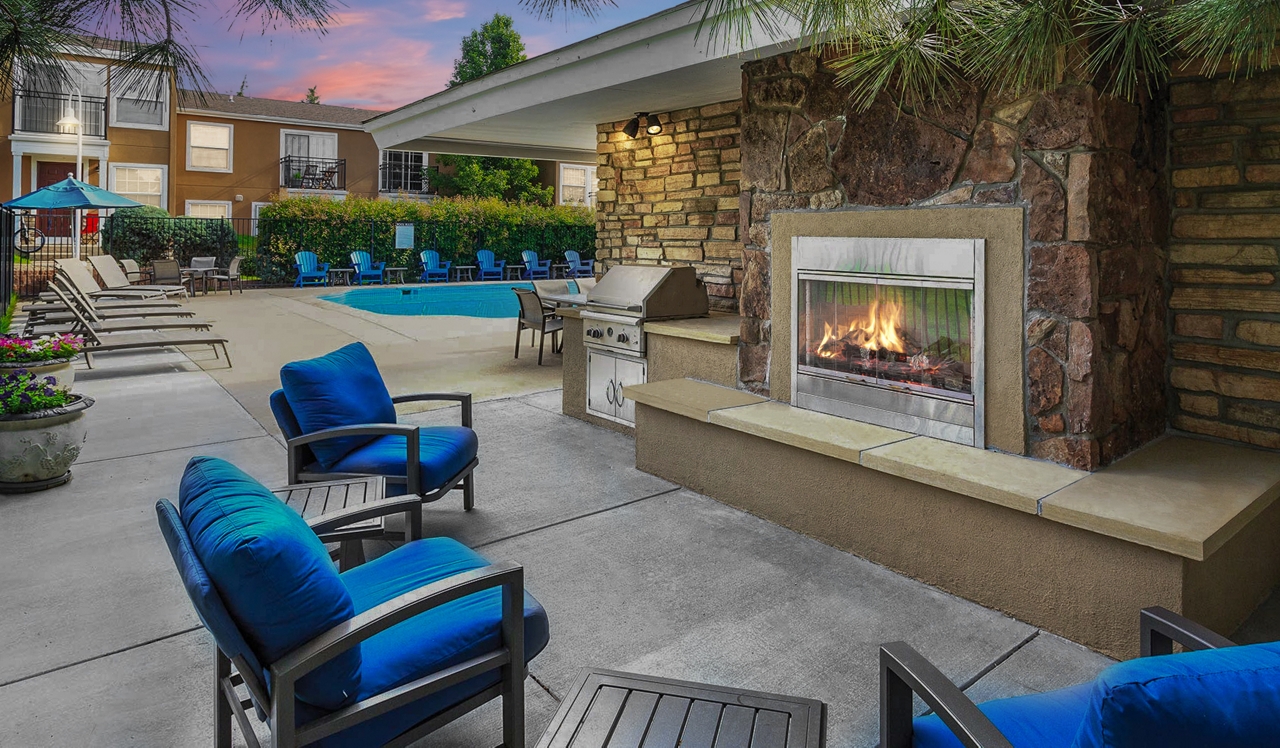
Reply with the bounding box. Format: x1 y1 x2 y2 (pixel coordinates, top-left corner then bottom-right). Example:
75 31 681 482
3 176 142 210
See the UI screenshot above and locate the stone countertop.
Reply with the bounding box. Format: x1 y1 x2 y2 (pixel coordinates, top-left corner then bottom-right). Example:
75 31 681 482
644 314 741 345
554 306 583 319
624 378 1280 560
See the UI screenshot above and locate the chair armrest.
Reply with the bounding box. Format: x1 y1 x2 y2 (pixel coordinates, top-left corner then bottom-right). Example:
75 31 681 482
1140 606 1235 657
392 392 473 428
880 642 1013 748
305 494 425 536
319 263 331 272
286 424 421 496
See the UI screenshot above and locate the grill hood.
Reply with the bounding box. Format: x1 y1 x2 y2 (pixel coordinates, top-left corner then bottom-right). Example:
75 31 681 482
585 265 709 320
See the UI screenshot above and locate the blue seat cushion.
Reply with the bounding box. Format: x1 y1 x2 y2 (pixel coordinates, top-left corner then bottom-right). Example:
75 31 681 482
178 456 360 710
1071 641 1280 748
280 343 397 469
912 682 1094 748
325 426 478 496
296 538 550 747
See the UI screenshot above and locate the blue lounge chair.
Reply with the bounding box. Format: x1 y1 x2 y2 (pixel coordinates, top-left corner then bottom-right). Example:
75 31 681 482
293 251 329 288
882 606 1280 747
564 250 594 278
520 250 551 280
476 249 505 282
270 342 478 509
419 250 451 283
349 250 385 285
157 456 547 748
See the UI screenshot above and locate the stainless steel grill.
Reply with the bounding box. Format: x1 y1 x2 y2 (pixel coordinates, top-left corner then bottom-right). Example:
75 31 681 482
582 266 709 355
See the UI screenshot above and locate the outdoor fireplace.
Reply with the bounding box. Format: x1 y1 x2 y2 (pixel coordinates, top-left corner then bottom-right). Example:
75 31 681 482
791 237 985 446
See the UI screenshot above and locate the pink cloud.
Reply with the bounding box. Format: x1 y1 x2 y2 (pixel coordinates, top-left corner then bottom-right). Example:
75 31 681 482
423 1 468 22
259 39 453 110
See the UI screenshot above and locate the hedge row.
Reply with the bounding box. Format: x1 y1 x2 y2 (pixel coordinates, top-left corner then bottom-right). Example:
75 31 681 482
255 196 596 284
101 205 240 268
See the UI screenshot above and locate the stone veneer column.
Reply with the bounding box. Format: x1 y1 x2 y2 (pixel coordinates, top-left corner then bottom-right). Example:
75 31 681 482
738 51 1167 470
594 103 744 311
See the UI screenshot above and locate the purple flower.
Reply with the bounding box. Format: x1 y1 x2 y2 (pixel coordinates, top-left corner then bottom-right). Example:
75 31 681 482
43 388 55 397
44 376 56 385
14 368 26 377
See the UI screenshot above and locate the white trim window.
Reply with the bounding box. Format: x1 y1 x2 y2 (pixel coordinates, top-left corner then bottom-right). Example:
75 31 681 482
559 163 596 207
379 149 427 193
185 200 232 219
109 71 170 130
280 129 338 160
250 201 270 235
110 163 167 208
187 122 233 172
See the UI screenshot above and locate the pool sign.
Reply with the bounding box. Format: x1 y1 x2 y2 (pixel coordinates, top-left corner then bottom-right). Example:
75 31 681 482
394 223 414 249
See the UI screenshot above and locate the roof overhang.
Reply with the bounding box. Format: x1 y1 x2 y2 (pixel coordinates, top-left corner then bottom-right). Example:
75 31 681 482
365 1 801 161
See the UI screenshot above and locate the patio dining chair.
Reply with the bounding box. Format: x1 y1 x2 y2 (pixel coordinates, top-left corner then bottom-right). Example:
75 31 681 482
476 249 505 282
293 251 330 287
350 251 385 285
157 456 547 748
520 250 551 281
881 606 1279 748
564 250 594 279
151 259 197 297
269 342 478 509
513 287 563 365
210 257 244 295
419 250 451 283
120 258 149 284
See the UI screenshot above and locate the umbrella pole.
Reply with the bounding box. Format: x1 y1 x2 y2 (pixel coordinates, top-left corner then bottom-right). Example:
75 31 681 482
73 208 81 260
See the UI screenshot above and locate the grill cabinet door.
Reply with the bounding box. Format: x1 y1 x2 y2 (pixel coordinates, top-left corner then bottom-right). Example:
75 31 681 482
586 349 618 421
612 355 647 425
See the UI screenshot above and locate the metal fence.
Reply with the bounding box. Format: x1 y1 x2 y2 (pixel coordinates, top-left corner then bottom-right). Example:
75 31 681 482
4 209 596 297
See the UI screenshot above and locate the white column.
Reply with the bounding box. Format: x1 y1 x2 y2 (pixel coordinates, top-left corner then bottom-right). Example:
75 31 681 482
11 153 21 200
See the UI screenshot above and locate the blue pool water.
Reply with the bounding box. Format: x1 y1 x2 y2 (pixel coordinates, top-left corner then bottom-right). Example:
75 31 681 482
321 282 578 318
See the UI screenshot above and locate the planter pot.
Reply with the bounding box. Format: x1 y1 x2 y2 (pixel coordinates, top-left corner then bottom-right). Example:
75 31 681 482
0 356 79 392
0 395 94 492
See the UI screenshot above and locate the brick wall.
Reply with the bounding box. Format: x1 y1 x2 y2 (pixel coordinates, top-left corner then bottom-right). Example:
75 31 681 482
1168 70 1280 449
595 102 743 311
738 51 1168 470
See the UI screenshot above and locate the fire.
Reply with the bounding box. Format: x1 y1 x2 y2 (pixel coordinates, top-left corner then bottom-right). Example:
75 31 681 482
816 299 907 357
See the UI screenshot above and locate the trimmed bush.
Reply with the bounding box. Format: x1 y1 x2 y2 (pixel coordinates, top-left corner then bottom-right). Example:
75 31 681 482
255 196 595 284
102 206 239 267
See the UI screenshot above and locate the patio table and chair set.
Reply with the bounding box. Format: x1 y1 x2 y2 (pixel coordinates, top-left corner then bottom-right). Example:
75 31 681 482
291 248 594 288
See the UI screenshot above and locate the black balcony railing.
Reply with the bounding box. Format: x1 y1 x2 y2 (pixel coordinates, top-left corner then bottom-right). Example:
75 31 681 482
280 156 346 191
14 90 108 138
379 162 437 195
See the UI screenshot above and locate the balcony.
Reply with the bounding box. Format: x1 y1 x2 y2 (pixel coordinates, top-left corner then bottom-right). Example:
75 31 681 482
280 156 346 191
14 90 107 138
379 162 437 195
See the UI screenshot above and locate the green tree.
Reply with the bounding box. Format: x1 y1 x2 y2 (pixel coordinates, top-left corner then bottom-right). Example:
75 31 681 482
0 0 334 99
438 13 553 205
448 13 526 87
301 85 320 104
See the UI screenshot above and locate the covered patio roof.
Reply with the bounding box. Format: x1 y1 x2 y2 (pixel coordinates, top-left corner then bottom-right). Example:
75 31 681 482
364 1 801 162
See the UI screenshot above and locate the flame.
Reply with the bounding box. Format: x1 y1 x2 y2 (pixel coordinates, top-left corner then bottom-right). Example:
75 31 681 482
815 300 907 356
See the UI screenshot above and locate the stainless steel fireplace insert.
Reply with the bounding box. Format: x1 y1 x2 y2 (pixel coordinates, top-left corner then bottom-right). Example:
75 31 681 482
791 237 985 446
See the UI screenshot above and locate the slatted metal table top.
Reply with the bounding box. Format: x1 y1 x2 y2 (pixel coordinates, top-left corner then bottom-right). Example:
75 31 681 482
537 669 826 748
271 476 387 538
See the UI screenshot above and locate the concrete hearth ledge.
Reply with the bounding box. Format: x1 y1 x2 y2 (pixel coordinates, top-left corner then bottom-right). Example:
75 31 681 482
645 314 742 345
626 378 1280 560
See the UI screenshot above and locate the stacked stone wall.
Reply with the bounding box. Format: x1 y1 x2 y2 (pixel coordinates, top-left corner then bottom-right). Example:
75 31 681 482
738 51 1168 470
1167 69 1280 449
594 102 743 311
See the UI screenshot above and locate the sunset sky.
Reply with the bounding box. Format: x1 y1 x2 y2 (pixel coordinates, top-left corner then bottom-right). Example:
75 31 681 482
192 1 685 111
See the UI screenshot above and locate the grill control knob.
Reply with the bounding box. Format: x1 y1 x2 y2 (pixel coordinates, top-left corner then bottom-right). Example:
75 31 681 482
587 328 603 339
616 333 629 344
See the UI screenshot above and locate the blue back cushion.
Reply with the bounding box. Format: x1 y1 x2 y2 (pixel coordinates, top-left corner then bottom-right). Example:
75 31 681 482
280 343 397 469
1071 642 1280 748
179 456 361 710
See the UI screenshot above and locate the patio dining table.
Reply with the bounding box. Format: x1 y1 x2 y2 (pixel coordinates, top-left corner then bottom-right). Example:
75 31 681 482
180 266 219 295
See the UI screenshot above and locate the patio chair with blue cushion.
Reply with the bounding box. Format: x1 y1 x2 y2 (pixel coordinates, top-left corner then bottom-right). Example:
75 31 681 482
881 606 1279 748
350 251 385 285
520 250 551 281
564 250 594 279
270 342 478 512
476 249 505 282
294 252 329 288
419 250 451 283
157 456 548 748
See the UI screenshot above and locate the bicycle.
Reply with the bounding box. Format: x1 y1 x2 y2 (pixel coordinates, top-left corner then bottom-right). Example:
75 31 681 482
13 211 45 258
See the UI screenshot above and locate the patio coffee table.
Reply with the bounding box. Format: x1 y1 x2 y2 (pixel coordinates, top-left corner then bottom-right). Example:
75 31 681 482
537 669 825 748
386 266 408 284
327 268 354 286
272 475 421 570
453 265 476 282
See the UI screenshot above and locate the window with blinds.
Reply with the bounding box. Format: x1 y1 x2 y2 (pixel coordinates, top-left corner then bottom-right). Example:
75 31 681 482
188 122 233 171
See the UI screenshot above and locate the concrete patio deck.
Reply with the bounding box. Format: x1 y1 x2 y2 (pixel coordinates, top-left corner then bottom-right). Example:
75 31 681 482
0 329 1144 747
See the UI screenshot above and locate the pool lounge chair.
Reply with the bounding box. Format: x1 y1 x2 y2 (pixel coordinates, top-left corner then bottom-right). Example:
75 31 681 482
476 249 505 281
52 259 173 302
293 251 330 287
27 278 214 336
46 284 231 368
26 273 188 322
350 250 385 285
520 250 551 281
419 250 451 283
90 255 190 300
564 250 594 278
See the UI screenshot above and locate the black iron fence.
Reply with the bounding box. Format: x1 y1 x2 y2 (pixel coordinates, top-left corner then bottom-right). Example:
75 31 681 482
14 90 107 138
4 209 596 297
280 156 346 191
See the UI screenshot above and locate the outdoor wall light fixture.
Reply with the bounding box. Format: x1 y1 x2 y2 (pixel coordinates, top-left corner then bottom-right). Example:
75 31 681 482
624 112 663 138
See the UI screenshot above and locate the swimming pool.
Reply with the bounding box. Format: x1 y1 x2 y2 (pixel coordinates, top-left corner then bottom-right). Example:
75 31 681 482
320 282 579 318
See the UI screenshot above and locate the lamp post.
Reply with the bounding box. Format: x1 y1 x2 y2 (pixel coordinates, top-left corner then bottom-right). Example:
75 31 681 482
55 90 84 259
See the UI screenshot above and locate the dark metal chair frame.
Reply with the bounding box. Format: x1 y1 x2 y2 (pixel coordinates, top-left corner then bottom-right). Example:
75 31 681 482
284 393 478 523
879 606 1236 748
210 256 244 294
214 559 527 748
513 287 563 365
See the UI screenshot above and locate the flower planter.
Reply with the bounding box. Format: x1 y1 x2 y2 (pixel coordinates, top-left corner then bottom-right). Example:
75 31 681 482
0 395 94 492
0 355 78 392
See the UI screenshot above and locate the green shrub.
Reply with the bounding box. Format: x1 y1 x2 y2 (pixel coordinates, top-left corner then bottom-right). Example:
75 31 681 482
101 206 239 268
255 196 595 284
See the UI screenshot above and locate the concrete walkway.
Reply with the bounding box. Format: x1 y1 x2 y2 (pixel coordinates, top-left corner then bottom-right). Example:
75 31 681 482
0 338 1117 747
